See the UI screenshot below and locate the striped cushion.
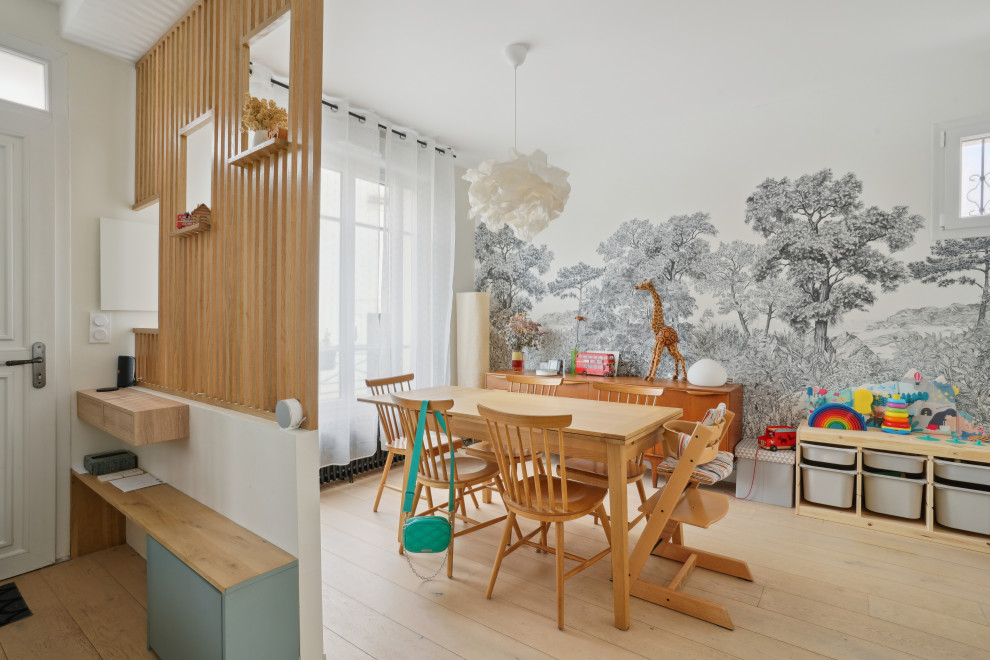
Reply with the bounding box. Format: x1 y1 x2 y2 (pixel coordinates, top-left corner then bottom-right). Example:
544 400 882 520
656 451 735 485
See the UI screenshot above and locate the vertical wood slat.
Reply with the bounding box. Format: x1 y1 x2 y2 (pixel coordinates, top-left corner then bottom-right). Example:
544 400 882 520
131 0 320 427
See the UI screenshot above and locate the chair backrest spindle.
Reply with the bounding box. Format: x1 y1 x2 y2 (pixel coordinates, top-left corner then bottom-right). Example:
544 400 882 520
505 374 564 397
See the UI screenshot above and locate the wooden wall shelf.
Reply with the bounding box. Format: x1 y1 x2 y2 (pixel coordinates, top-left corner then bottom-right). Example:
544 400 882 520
132 194 160 211
227 138 290 168
169 221 211 238
77 388 189 445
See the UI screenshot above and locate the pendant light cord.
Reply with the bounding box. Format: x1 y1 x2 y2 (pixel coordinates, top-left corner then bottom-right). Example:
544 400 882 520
513 64 518 151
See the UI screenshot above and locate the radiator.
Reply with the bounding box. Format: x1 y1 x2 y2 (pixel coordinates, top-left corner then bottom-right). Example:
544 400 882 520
319 445 400 484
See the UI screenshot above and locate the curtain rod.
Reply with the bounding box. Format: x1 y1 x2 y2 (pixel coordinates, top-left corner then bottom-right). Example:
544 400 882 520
267 78 455 158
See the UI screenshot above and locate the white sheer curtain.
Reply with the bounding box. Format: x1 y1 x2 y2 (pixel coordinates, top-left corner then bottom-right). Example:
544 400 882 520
317 96 456 467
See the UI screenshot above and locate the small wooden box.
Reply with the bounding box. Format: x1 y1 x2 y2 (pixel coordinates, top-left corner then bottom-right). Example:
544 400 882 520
77 389 189 445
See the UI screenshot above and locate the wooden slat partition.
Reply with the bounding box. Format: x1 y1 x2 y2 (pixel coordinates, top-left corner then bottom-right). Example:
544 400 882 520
133 0 322 428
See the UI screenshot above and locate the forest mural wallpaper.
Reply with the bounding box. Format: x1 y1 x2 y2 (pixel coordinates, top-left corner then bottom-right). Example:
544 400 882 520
475 169 990 440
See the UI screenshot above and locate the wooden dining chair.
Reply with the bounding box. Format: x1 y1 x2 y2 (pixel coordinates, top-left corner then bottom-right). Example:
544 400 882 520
557 382 665 529
465 373 561 503
478 404 612 630
366 374 432 514
392 395 506 574
629 408 752 629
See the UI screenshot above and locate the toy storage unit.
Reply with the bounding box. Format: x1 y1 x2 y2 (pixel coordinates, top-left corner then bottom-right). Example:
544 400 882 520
734 439 795 507
799 444 856 509
796 424 990 553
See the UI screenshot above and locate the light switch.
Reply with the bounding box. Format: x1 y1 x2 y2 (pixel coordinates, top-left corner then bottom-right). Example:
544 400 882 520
90 312 111 343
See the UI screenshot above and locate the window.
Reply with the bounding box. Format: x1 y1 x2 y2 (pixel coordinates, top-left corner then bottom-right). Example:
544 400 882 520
0 47 47 110
933 117 990 239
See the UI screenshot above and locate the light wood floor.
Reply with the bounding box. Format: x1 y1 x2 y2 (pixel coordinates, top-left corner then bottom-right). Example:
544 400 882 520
0 545 153 659
320 468 990 660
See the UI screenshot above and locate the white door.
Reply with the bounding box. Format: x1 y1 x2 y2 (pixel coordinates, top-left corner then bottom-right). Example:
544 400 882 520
0 45 58 579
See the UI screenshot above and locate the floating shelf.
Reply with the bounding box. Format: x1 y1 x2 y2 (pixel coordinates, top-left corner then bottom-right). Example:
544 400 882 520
227 138 290 168
132 194 160 211
77 388 189 446
169 221 211 238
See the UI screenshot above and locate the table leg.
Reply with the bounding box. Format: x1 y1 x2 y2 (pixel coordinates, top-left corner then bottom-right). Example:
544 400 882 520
607 442 630 630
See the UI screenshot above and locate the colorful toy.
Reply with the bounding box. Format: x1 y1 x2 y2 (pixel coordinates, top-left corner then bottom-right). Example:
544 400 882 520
575 352 616 377
809 403 867 431
852 388 874 416
635 279 686 380
758 426 797 451
881 394 911 434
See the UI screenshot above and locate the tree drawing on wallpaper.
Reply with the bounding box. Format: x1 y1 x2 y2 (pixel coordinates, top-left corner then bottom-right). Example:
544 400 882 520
581 214 716 375
745 169 925 353
549 262 604 349
475 223 554 367
475 224 553 314
909 237 990 328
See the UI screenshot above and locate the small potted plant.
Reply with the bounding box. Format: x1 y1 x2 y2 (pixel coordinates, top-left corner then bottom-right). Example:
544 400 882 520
506 312 545 372
240 94 288 147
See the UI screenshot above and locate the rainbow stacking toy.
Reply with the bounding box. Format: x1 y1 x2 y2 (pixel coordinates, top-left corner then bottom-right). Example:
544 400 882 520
881 394 911 434
808 403 867 431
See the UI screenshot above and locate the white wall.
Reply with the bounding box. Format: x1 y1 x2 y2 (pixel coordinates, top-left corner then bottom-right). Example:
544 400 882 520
2 2 322 657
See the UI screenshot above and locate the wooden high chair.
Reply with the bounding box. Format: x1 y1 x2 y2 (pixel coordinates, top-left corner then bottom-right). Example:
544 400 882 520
629 412 753 629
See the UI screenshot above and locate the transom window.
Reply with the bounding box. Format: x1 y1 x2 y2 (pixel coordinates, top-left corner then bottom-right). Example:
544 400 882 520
0 47 47 111
934 117 990 239
961 135 989 219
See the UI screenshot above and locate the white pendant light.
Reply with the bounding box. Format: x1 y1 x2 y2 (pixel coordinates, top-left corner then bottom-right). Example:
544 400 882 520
464 43 571 242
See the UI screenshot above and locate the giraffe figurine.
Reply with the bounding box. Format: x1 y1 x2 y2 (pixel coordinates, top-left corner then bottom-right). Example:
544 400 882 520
634 278 687 381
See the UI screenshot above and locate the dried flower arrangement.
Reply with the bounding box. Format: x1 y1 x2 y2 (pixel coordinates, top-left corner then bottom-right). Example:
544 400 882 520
506 312 545 351
240 94 288 133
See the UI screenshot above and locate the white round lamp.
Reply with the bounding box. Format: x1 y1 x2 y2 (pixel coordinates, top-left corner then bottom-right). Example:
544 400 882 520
687 359 728 387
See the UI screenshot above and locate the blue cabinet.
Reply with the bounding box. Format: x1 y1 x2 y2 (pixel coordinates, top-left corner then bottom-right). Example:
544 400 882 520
147 537 299 659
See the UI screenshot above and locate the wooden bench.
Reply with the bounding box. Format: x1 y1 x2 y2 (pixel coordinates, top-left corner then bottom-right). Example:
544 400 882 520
71 471 299 659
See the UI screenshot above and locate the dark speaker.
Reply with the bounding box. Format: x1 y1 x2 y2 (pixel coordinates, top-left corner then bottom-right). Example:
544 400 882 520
117 355 136 387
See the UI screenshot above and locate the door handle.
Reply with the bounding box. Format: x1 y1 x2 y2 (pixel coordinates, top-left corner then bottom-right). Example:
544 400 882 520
2 342 45 388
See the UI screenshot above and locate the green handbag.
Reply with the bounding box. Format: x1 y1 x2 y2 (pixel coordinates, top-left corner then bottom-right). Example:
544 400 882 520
401 400 455 578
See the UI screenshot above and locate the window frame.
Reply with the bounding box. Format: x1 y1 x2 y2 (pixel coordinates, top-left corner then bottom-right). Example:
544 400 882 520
0 45 50 112
933 116 990 239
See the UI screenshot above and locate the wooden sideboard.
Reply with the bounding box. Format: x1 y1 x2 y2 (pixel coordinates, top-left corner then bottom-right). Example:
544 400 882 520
484 371 743 456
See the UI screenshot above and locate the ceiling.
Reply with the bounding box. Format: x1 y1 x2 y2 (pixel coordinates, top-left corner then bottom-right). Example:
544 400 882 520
58 0 990 164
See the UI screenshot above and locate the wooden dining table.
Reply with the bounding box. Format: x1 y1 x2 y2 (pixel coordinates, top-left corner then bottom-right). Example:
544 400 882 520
357 385 682 630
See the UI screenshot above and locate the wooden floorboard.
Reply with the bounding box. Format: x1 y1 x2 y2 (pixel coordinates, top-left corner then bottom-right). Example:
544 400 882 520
0 571 100 660
322 468 990 660
40 553 155 660
92 544 148 609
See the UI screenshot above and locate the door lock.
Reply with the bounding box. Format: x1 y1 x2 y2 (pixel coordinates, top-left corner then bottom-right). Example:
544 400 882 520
2 342 46 388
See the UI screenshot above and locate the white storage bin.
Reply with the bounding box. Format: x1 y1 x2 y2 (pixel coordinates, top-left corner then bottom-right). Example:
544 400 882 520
863 472 926 519
934 483 990 535
801 462 855 508
801 443 857 467
862 449 926 475
933 458 990 487
735 439 794 507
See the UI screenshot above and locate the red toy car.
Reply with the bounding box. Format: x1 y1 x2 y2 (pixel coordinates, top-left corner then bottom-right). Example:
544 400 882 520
758 426 797 451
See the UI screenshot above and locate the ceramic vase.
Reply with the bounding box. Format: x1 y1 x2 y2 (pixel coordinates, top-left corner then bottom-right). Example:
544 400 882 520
251 129 268 147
